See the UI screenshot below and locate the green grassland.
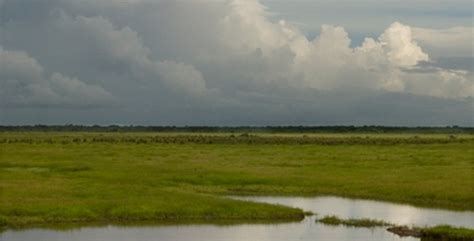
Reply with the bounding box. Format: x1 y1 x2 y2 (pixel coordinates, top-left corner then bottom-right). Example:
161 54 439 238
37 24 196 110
0 132 473 228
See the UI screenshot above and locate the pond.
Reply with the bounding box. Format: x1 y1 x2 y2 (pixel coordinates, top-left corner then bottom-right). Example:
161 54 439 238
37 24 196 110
2 196 472 241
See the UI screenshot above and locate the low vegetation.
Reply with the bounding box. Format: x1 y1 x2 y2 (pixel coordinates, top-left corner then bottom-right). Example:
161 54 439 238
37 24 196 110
1 131 473 145
0 131 473 229
1 125 472 134
318 216 474 240
421 225 474 240
317 215 390 227
387 225 474 241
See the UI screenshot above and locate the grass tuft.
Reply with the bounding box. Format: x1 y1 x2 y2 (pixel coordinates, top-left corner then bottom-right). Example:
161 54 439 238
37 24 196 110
317 215 390 227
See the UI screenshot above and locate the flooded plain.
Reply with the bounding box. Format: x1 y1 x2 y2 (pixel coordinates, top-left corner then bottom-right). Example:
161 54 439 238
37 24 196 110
2 196 472 241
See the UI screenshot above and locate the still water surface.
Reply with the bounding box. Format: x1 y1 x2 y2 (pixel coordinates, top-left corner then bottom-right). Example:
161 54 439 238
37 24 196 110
235 196 474 228
2 196 472 241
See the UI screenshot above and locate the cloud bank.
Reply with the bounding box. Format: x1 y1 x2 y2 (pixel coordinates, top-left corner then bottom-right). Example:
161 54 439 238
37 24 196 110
0 0 472 125
0 47 114 107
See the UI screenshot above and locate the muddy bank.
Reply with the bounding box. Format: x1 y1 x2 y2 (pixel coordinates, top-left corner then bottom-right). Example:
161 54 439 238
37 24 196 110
387 226 422 237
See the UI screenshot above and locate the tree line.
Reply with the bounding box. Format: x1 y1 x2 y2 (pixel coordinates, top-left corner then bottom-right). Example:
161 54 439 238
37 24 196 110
0 125 472 133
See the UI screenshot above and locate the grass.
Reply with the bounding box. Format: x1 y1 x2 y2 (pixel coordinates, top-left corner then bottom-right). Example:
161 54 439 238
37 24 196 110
421 225 474 240
0 132 473 228
318 216 474 240
317 215 390 227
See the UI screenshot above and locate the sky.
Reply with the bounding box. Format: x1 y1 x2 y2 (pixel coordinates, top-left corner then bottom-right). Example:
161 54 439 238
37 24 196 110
0 0 472 126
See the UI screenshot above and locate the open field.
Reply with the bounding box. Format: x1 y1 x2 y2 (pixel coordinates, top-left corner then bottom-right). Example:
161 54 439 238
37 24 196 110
0 132 473 228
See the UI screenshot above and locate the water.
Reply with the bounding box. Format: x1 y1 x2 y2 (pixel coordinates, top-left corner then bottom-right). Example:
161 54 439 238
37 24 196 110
0 219 415 241
2 196 473 241
234 196 474 228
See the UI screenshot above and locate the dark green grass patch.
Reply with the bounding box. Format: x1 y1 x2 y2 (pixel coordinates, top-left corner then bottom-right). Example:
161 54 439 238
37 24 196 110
388 225 474 240
317 215 390 227
421 225 474 240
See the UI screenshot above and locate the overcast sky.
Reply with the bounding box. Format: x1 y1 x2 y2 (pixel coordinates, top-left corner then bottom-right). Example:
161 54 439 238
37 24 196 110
0 0 472 126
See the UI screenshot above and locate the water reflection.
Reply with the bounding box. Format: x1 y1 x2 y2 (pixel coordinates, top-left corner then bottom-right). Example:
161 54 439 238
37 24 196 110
233 196 474 228
1 217 417 241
